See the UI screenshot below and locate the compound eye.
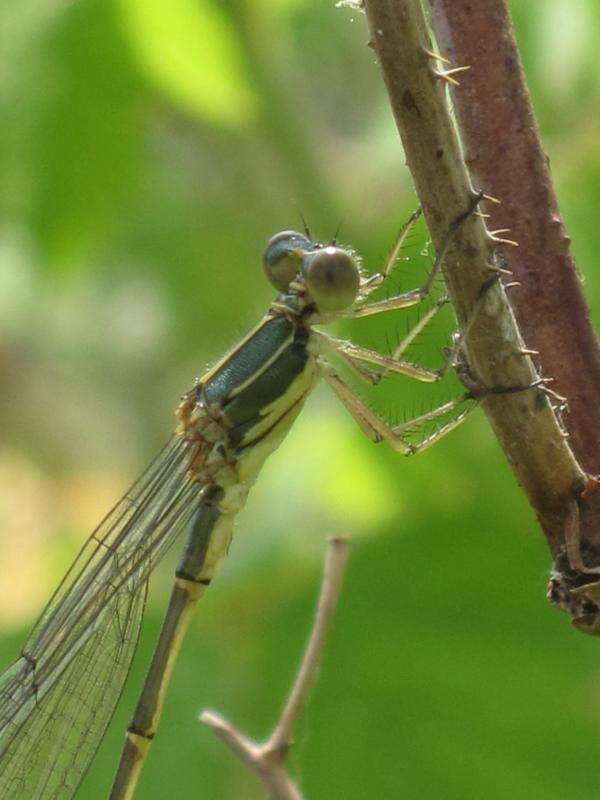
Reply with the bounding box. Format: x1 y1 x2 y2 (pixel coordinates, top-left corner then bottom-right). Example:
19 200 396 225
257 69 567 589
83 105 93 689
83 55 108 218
262 230 311 291
303 247 360 312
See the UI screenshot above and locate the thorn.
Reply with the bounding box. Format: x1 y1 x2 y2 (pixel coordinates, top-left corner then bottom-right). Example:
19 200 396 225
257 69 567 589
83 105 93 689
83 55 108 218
445 65 471 77
555 407 567 419
520 347 539 356
432 65 471 86
490 235 519 247
549 389 568 403
474 211 491 219
539 381 568 404
487 265 513 276
482 193 501 204
489 228 511 236
505 281 521 289
422 46 451 65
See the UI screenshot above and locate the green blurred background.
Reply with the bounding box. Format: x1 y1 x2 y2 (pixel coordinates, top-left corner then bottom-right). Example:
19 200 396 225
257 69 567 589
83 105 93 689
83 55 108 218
2 1 600 797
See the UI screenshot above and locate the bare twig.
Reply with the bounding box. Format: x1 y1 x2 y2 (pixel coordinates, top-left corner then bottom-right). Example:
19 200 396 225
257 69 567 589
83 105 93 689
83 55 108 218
266 537 349 753
361 0 586 557
200 537 350 799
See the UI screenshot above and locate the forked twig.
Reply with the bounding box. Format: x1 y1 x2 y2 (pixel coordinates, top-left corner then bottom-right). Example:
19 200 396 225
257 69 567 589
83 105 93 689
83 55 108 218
200 537 350 800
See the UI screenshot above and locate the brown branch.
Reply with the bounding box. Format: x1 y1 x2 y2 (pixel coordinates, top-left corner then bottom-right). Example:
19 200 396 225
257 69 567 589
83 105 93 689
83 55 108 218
200 537 350 799
427 0 600 561
361 1 586 555
428 0 600 472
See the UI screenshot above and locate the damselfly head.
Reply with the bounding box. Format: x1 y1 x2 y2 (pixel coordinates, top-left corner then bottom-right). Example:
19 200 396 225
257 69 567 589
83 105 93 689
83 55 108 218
263 230 312 291
263 230 360 311
302 246 360 312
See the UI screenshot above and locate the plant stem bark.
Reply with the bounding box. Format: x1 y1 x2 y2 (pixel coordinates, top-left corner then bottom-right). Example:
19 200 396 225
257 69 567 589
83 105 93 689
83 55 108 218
427 0 600 554
362 0 587 556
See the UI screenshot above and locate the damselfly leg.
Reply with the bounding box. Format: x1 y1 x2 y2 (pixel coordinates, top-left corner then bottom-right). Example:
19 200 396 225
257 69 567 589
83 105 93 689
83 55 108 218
352 194 481 316
319 358 475 455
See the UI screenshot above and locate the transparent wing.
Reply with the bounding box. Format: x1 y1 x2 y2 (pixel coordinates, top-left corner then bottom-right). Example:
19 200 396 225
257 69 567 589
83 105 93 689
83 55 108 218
0 436 205 800
0 580 147 799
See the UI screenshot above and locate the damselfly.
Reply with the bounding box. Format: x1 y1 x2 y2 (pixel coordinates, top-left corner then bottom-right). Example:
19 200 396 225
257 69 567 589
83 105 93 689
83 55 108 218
0 200 479 800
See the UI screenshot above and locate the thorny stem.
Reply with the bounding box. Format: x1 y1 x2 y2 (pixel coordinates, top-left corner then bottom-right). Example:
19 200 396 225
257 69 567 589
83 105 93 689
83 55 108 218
427 0 600 556
362 0 586 557
201 537 350 800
